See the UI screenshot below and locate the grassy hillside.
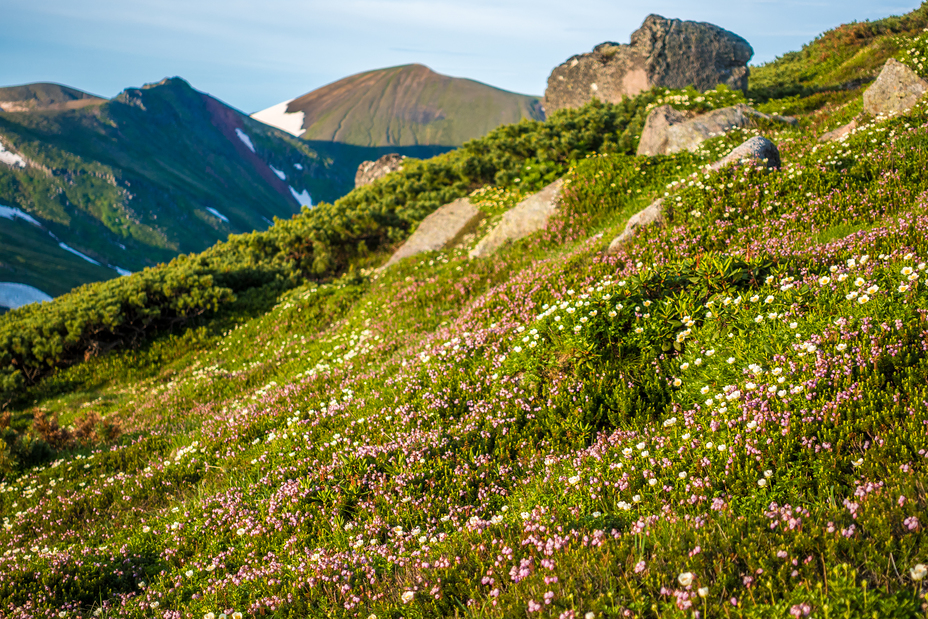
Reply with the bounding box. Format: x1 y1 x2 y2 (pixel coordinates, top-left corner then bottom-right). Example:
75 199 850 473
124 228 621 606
0 83 105 112
2 8 928 619
0 78 340 301
257 64 545 148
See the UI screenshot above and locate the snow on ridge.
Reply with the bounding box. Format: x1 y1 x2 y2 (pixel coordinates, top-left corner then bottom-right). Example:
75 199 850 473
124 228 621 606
112 266 132 277
289 186 312 207
58 242 101 266
205 207 230 223
0 140 26 169
235 128 256 153
293 163 303 170
0 204 41 227
0 283 52 309
251 99 305 137
269 165 286 181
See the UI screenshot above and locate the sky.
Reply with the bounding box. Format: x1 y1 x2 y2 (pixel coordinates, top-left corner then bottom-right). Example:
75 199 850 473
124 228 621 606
0 0 923 114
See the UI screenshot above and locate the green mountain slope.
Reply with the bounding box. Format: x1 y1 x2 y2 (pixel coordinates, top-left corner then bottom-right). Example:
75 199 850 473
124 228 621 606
3 6 928 618
0 77 344 302
253 64 545 147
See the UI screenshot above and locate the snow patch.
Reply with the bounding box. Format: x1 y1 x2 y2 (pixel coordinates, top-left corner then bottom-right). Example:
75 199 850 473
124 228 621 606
0 140 26 169
289 186 312 208
251 99 305 137
112 266 132 277
0 283 52 309
269 165 286 181
205 207 229 223
0 204 41 226
293 163 303 170
58 243 101 265
235 128 255 153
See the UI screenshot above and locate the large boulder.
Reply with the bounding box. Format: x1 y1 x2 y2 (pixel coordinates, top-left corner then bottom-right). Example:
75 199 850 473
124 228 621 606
379 197 483 270
637 103 795 156
469 180 563 259
606 198 665 253
863 58 928 117
355 153 406 188
544 15 753 113
709 136 780 170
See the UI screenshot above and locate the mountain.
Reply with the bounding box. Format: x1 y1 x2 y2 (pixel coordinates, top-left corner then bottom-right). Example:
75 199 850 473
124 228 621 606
0 77 344 304
252 63 546 147
0 83 106 112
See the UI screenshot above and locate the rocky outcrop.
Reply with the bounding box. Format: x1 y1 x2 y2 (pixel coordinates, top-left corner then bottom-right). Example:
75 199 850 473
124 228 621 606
863 58 928 117
818 119 858 143
380 197 483 269
709 136 780 170
637 103 796 156
469 180 563 259
606 198 665 253
355 154 406 188
544 15 753 113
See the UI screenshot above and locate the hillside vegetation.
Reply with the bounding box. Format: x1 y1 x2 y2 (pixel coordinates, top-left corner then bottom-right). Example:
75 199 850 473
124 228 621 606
1 7 928 619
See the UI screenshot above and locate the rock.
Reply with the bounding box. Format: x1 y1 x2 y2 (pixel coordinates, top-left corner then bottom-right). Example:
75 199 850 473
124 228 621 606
469 180 563 259
544 15 753 113
606 198 665 253
818 118 858 143
863 58 928 117
637 103 795 156
709 136 780 170
379 197 482 269
355 154 406 188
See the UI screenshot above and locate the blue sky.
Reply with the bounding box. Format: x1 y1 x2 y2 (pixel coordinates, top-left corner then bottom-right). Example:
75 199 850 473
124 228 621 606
0 0 922 114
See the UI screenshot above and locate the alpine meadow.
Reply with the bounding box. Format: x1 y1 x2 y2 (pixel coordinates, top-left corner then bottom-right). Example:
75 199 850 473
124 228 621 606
2 4 928 619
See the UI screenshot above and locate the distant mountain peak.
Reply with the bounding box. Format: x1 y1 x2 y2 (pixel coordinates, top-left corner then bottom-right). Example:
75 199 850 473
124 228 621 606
252 65 544 148
0 83 105 112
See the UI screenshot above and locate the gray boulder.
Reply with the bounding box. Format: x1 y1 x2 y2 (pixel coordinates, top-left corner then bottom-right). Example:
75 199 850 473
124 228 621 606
863 58 928 117
355 153 406 188
637 103 796 156
380 197 483 269
469 179 563 259
544 15 753 113
709 136 780 170
606 198 665 253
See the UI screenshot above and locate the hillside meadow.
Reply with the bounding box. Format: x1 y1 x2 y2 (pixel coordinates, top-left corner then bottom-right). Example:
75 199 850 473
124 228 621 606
2 9 928 619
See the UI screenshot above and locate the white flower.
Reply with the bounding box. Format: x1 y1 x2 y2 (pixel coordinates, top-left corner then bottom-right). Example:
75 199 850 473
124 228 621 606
911 564 927 581
899 283 910 293
678 471 687 479
854 277 865 287
680 362 690 371
705 349 715 357
789 322 798 329
186 570 195 578
727 357 735 364
678 572 694 587
758 479 767 487
902 266 913 276
648 478 658 486
698 586 709 597
204 614 216 619
672 378 682 387
663 417 677 427
401 591 416 603
632 494 641 503
717 444 727 452
852 458 864 468
764 470 773 478
837 273 848 282
818 276 831 285
700 386 710 394
858 295 869 304
568 475 581 486
836 343 847 351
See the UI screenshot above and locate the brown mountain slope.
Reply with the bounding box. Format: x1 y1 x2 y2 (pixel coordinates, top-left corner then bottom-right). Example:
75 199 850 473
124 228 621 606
253 64 545 147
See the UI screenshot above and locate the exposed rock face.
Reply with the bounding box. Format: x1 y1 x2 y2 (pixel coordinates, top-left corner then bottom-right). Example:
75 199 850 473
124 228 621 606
606 198 665 253
355 154 406 188
818 119 858 143
863 58 928 117
709 136 780 170
380 197 482 269
469 180 563 259
544 15 753 113
637 103 796 156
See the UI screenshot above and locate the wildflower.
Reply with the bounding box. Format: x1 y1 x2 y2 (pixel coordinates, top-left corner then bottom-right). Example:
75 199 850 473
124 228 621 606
698 587 709 598
401 591 416 603
858 295 869 304
902 266 914 276
186 570 195 578
700 386 710 394
680 362 690 371
818 276 830 285
568 475 581 486
854 277 865 287
764 470 773 478
758 479 767 487
663 417 677 427
678 572 694 587
789 322 798 329
836 343 847 351
727 357 735 364
899 283 910 293
649 478 658 486
705 349 715 357
672 378 682 387
911 564 927 581
852 458 864 467
205 614 216 619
